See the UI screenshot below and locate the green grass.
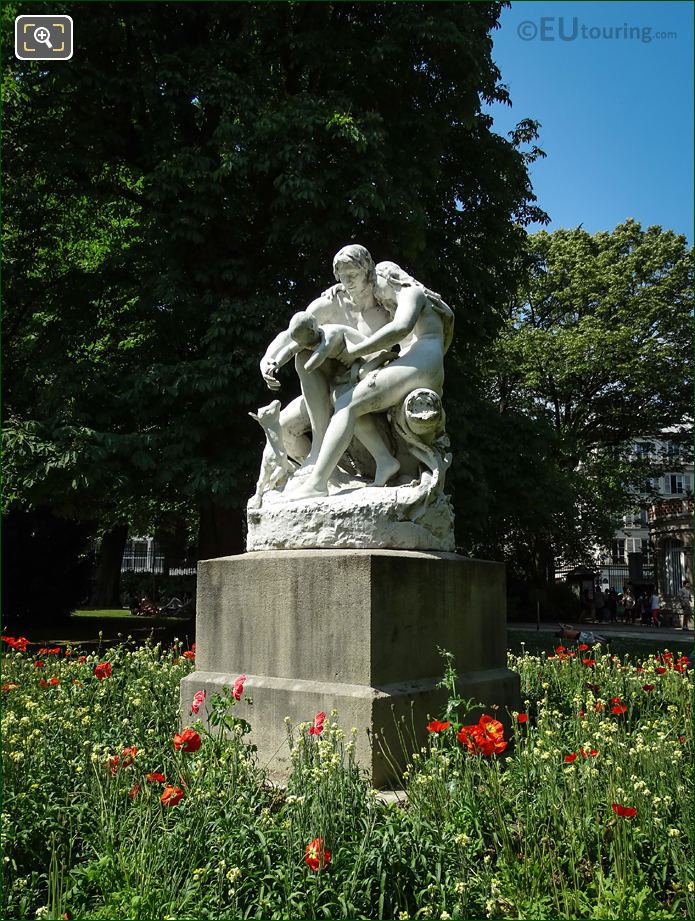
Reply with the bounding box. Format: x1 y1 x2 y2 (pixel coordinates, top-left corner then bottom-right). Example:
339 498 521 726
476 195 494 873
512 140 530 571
74 608 189 623
8 610 193 648
508 628 694 661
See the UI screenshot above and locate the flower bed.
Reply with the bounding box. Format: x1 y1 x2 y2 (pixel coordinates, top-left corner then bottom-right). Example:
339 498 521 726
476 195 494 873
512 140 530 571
2 637 692 919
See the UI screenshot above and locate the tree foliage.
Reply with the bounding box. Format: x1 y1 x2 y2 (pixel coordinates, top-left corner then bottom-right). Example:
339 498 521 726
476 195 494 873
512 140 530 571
467 221 693 574
3 1 543 555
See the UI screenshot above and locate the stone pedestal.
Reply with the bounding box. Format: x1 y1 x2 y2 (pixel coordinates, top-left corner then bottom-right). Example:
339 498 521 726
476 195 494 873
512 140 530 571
181 550 520 786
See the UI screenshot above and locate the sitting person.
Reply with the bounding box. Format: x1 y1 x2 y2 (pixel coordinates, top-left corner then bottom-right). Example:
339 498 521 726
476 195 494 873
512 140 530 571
557 623 607 646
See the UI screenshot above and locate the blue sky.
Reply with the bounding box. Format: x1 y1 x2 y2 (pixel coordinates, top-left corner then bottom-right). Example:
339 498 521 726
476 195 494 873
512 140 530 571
486 0 694 240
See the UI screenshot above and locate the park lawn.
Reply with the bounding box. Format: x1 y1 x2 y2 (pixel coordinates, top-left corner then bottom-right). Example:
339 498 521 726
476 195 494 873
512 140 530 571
508 628 694 661
1 637 692 920
3 610 193 649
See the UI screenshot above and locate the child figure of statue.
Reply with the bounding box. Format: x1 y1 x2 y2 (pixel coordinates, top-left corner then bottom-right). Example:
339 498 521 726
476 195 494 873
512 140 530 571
268 311 396 382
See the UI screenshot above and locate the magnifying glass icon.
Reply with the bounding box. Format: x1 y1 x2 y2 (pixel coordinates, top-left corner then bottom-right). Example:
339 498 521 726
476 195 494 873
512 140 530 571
33 26 53 49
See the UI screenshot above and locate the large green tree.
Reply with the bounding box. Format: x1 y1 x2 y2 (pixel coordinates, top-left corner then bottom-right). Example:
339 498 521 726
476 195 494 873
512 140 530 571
3 1 544 563
473 220 693 577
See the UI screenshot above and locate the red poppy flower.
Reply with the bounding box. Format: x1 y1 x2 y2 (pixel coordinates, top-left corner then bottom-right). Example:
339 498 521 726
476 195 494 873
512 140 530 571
39 678 48 688
611 697 622 704
1 683 19 692
78 655 87 664
34 661 45 668
427 720 451 733
635 666 644 673
305 837 331 872
555 645 566 654
48 677 60 686
457 715 507 756
309 711 327 736
655 667 667 674
578 709 586 718
173 727 202 753
642 684 655 692
121 746 137 766
146 772 166 783
109 755 121 776
579 747 599 758
129 783 141 800
516 713 528 724
594 701 604 712
678 734 686 744
161 784 185 807
611 704 628 715
94 662 112 680
190 689 206 715
232 674 246 701
564 753 577 763
611 803 637 818
578 643 589 651
182 650 195 661
2 636 29 653
582 659 596 667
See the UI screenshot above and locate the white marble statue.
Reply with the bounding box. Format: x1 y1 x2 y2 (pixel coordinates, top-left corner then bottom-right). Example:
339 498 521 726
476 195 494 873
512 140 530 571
247 245 455 551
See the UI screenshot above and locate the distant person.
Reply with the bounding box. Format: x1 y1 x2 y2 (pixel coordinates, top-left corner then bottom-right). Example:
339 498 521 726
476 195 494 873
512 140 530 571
678 580 692 630
650 590 661 627
623 587 636 624
638 593 651 626
616 593 625 622
606 589 617 624
580 589 592 622
594 589 606 623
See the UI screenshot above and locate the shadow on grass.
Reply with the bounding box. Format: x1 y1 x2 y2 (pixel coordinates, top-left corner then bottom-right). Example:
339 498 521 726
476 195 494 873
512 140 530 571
8 609 194 650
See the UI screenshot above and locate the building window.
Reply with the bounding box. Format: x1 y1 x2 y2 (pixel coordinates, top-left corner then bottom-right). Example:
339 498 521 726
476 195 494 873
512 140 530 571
640 507 649 526
641 538 652 564
667 474 685 494
634 442 654 457
611 539 625 563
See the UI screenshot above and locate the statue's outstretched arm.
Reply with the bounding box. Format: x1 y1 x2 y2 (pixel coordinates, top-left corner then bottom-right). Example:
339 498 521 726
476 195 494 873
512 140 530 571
260 296 334 389
345 287 426 360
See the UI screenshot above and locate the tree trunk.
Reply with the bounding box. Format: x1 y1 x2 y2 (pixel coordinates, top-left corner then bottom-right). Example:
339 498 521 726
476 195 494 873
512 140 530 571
197 504 245 560
90 524 129 608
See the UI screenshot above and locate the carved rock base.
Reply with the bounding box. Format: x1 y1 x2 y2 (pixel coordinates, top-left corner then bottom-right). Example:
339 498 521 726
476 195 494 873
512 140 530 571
246 482 456 552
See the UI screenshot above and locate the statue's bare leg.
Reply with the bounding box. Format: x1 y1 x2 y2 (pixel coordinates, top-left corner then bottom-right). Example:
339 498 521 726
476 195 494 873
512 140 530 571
354 417 400 486
295 352 331 467
291 360 426 499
